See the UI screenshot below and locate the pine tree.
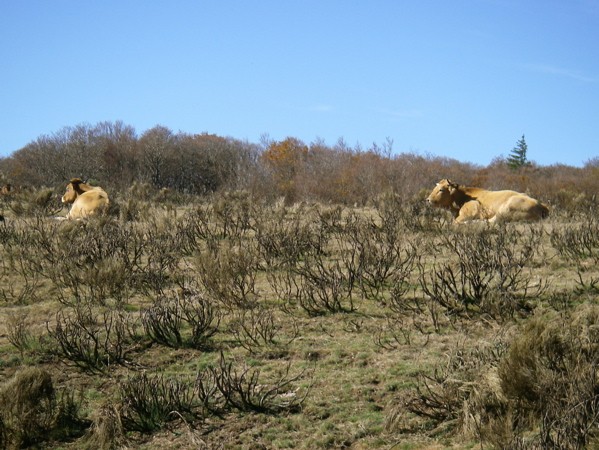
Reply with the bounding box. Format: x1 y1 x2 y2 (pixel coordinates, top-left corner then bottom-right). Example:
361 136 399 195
507 135 529 170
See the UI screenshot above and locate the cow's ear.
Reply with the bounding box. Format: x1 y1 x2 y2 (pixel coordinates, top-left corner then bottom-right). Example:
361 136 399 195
447 180 458 193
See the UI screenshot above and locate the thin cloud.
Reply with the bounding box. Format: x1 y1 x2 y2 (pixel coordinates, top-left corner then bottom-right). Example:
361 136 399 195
523 63 597 83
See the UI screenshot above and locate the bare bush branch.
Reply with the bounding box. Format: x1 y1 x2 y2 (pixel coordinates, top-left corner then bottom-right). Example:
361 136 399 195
196 352 312 413
120 372 198 432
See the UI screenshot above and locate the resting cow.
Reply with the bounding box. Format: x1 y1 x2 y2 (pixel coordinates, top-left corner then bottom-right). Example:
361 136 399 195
1 183 12 195
427 179 549 223
61 178 109 219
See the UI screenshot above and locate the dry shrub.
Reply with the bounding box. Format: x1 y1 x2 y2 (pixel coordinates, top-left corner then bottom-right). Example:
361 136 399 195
494 308 599 448
111 181 156 222
141 288 221 349
48 306 136 372
228 304 292 354
119 372 198 433
373 192 448 233
342 208 419 303
212 191 253 238
8 188 62 217
195 240 261 310
255 202 325 269
420 224 544 320
0 367 87 448
551 213 599 292
6 311 38 356
182 191 253 250
396 338 508 438
0 218 44 304
551 213 599 264
31 218 142 306
196 352 312 414
141 296 184 348
5 213 188 306
398 307 599 448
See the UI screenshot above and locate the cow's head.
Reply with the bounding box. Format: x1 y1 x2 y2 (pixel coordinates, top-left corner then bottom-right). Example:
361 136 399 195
427 179 459 208
61 178 85 204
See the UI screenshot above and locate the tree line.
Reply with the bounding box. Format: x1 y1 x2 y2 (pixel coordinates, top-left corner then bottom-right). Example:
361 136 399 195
1 121 597 209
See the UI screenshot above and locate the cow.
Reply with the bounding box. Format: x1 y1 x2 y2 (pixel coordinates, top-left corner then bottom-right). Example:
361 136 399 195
1 183 13 195
61 178 109 219
427 179 549 223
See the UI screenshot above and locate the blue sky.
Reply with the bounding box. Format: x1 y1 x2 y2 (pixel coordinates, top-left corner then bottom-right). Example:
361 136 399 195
1 1 598 166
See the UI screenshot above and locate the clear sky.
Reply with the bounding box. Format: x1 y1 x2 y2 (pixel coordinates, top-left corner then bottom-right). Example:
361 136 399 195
1 1 598 166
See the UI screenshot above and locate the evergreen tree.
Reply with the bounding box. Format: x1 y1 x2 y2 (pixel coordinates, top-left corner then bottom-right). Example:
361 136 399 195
507 135 529 170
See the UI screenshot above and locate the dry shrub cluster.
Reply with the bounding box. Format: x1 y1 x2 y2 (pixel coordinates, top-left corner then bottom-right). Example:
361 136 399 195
119 353 310 434
48 306 135 372
397 306 599 449
419 224 545 320
261 202 421 316
120 373 198 433
551 213 599 291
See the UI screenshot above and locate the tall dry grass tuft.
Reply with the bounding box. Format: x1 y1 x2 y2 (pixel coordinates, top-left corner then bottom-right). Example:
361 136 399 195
495 308 599 448
86 404 124 450
0 367 87 448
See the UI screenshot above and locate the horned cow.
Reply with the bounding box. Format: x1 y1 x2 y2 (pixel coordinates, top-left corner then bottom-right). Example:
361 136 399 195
427 179 549 223
61 178 109 220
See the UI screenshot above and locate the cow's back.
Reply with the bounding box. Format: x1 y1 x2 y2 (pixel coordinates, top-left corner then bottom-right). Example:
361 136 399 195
475 189 548 222
67 188 109 219
475 189 521 211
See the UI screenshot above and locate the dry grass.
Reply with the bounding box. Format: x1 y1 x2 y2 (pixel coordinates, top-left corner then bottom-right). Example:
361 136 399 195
1 190 599 448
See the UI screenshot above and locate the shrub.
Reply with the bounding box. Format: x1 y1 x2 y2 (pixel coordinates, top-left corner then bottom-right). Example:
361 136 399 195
550 214 599 292
8 188 62 217
195 240 261 310
48 306 135 372
141 288 221 349
404 340 507 426
397 307 599 448
342 209 419 303
255 202 326 269
419 224 544 319
120 372 198 433
496 309 599 448
6 311 38 356
196 352 311 414
228 304 286 354
0 367 88 448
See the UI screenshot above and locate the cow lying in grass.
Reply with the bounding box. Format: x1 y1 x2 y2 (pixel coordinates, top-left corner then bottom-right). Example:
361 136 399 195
61 178 109 220
427 179 549 223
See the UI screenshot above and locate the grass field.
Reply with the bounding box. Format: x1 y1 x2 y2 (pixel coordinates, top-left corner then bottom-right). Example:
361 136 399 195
1 190 598 449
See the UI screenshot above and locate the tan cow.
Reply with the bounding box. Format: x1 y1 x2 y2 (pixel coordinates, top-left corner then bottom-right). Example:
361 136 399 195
427 179 549 223
61 178 109 219
1 183 12 195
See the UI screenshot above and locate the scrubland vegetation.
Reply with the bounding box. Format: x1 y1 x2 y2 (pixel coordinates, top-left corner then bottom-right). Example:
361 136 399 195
1 122 599 448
